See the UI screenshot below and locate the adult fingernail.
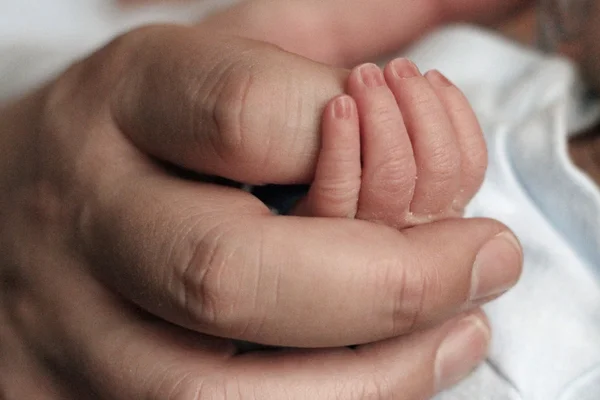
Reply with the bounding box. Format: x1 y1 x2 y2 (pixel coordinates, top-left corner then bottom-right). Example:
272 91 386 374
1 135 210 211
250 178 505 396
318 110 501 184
358 63 385 88
390 58 420 79
470 232 523 302
434 314 490 391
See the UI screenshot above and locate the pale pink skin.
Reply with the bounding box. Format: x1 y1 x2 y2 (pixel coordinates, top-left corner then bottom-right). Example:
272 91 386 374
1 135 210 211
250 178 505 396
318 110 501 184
296 59 487 229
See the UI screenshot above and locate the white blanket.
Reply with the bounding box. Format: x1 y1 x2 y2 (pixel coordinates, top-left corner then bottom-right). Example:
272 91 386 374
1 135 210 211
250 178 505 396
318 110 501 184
406 28 600 400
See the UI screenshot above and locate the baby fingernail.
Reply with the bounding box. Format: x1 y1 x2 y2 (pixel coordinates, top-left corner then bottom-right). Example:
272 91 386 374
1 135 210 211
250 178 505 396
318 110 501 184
470 232 523 302
333 95 355 120
390 58 420 79
435 314 491 391
358 63 385 88
426 69 453 87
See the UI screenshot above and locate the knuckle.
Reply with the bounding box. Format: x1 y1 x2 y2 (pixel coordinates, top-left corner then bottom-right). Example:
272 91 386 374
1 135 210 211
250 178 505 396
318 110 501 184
180 219 266 338
181 221 242 330
313 177 361 210
202 46 286 174
378 262 436 335
392 269 425 334
186 40 316 182
204 62 255 166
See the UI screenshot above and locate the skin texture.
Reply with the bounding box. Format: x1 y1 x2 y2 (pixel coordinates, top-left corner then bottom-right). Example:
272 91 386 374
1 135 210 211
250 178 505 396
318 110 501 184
0 1 528 398
296 61 486 227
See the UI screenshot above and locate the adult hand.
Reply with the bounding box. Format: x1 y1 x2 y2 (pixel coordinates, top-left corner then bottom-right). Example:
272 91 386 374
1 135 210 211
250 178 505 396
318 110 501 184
201 0 532 67
0 1 525 399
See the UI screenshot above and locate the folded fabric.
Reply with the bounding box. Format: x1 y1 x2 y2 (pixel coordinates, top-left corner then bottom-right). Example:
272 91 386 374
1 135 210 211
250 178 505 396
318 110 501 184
405 26 600 400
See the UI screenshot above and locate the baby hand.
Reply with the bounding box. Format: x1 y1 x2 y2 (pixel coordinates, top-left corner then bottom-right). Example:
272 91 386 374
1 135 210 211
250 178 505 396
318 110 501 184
295 58 487 229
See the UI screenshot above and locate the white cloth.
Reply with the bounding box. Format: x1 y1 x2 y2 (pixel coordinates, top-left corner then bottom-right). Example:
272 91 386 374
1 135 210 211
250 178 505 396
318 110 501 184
1 2 600 399
405 28 600 400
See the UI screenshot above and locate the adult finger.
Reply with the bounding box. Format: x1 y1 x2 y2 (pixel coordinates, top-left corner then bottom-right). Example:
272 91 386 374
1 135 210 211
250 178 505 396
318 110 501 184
231 310 491 399
200 0 533 66
109 24 346 185
28 255 490 400
80 160 522 347
9 245 234 399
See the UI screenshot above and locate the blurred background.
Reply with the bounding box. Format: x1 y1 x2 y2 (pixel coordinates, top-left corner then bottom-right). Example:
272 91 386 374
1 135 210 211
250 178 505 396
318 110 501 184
498 2 600 188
